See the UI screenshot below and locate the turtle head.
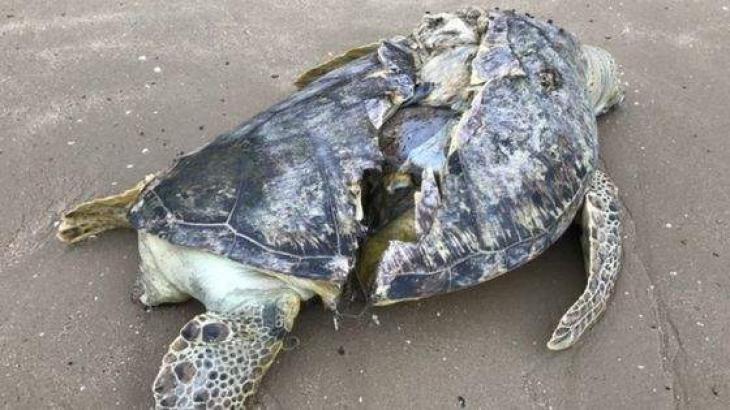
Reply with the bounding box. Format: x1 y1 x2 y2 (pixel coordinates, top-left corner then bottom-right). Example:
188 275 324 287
582 45 624 116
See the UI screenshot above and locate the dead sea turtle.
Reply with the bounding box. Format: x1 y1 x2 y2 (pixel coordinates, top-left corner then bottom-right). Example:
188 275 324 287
58 8 624 409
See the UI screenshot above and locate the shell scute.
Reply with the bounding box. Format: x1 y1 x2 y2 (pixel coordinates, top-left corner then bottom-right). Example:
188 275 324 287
371 10 598 303
129 41 419 295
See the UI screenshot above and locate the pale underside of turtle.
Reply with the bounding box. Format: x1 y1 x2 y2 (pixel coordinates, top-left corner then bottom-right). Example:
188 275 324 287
57 7 625 409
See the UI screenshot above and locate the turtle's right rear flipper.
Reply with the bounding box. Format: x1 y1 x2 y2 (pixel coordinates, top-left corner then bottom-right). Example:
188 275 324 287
57 175 155 244
547 170 622 350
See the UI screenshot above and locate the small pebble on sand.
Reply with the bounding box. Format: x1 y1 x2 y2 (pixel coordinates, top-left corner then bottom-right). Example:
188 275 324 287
153 66 162 73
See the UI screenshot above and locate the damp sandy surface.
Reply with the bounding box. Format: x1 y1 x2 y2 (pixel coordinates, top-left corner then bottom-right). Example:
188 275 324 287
1 1 728 408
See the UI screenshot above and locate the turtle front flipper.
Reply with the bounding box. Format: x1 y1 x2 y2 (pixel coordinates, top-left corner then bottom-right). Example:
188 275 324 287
547 170 622 350
153 290 301 409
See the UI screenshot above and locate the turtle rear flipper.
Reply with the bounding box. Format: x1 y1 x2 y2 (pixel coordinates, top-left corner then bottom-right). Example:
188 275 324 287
294 42 380 89
153 290 301 408
547 170 622 350
57 175 155 244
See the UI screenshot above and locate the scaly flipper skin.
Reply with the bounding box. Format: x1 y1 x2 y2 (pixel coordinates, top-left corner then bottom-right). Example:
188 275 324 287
57 174 155 244
582 45 624 116
547 170 621 350
153 290 300 409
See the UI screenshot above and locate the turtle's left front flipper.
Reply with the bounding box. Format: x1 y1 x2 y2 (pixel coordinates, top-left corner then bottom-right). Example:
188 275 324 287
153 290 301 408
547 170 622 350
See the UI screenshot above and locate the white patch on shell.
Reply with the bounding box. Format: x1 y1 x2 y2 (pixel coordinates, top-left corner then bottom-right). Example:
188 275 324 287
414 169 441 237
365 98 396 129
247 160 332 251
419 46 477 108
415 12 480 50
402 120 452 172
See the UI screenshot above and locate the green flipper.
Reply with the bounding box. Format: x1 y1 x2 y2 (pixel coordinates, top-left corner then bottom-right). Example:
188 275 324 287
57 174 155 244
294 42 380 89
548 170 622 350
153 290 301 408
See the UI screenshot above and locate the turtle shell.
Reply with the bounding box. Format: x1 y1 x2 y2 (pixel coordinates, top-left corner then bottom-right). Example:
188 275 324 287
370 11 598 304
128 40 419 299
129 9 599 308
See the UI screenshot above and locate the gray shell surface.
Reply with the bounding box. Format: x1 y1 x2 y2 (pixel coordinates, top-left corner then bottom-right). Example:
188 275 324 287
129 40 419 294
371 11 597 303
129 8 598 306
